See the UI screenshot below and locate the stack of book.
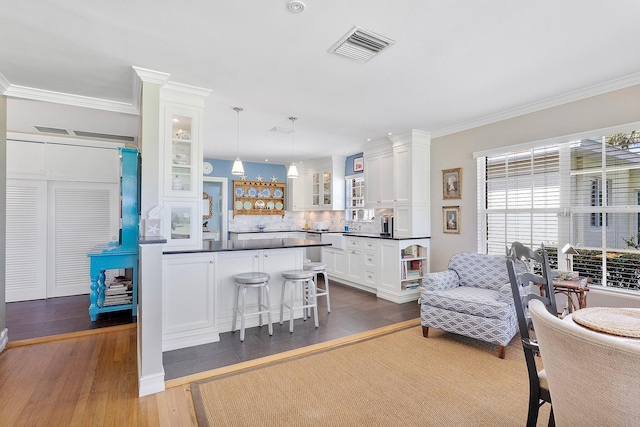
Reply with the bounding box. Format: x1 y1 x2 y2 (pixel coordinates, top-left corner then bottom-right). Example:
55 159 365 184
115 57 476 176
103 276 133 307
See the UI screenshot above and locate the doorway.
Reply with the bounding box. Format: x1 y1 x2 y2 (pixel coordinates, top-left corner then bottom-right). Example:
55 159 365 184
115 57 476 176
203 177 228 241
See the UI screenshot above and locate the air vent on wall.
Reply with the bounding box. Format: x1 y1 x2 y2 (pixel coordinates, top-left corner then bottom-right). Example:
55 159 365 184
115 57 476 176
72 131 136 142
34 126 70 135
329 26 395 62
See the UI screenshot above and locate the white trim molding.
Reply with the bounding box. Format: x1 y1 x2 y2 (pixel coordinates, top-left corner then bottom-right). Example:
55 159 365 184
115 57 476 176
433 71 640 139
0 328 8 353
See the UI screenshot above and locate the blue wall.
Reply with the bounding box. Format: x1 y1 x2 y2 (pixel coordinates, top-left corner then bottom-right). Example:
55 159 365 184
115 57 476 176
204 158 288 210
345 152 364 176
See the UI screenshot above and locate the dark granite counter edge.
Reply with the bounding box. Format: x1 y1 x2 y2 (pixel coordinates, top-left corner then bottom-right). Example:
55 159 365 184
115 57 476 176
164 238 331 255
342 234 430 240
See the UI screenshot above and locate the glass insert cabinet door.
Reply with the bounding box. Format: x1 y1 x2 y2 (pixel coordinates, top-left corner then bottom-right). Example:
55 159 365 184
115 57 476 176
323 171 332 206
312 172 321 206
164 201 199 247
171 115 193 193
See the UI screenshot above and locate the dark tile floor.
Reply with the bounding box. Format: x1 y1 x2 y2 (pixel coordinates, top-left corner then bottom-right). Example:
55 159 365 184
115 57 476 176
162 281 421 380
6 294 135 341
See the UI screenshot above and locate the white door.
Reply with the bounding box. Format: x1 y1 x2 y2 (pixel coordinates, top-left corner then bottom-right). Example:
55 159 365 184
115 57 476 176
47 181 120 298
5 179 48 302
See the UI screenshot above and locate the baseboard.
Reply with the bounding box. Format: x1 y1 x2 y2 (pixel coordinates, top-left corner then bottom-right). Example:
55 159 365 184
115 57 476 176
139 371 166 397
162 328 220 352
0 328 8 353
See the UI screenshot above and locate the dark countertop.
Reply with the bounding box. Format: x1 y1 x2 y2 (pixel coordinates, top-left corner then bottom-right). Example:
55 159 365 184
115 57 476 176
229 230 344 234
163 238 331 255
341 233 431 240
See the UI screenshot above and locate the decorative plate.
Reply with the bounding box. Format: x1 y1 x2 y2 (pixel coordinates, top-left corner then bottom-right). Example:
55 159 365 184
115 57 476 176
273 189 283 198
235 201 243 210
243 201 252 210
247 187 258 197
261 188 271 198
266 201 275 210
255 200 265 209
235 187 244 197
275 201 283 210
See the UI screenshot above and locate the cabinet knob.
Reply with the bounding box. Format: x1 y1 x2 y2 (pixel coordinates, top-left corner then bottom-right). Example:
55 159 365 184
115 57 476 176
255 255 259 258
264 254 268 258
209 260 214 264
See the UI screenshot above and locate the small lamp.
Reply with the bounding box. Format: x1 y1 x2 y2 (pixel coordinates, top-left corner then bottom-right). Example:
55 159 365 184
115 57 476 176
287 116 299 179
561 243 578 271
231 107 245 176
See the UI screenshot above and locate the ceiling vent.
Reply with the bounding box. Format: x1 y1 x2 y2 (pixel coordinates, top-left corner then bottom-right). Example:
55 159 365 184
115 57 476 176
34 126 69 135
270 126 292 133
329 26 395 62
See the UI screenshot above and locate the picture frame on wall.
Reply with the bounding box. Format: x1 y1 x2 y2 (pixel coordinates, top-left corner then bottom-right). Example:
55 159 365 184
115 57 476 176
443 206 460 234
353 156 364 172
442 167 461 199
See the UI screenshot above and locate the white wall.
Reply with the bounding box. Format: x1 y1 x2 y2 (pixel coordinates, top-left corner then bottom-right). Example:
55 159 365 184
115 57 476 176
0 95 6 341
429 84 640 272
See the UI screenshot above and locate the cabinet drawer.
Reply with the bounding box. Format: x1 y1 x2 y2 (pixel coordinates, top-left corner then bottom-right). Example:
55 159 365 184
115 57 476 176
364 252 376 267
363 240 377 251
346 238 362 249
364 269 376 286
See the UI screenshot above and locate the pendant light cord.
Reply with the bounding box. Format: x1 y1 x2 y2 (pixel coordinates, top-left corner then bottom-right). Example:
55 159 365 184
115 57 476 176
234 107 243 158
289 116 297 163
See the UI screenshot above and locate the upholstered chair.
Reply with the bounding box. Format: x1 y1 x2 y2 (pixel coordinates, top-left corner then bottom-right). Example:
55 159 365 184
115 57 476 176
420 252 522 358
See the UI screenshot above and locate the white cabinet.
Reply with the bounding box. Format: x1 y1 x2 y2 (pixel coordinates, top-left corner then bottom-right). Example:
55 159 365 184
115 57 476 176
162 253 218 351
304 156 346 211
347 247 363 282
391 131 431 238
159 83 210 249
364 145 393 208
323 247 346 278
362 239 378 289
377 238 430 303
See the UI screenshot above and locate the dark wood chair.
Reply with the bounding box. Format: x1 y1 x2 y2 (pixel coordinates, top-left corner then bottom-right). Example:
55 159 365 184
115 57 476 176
506 242 557 427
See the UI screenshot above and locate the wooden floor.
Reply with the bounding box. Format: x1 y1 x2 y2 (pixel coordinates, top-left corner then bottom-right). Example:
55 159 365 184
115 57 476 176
1 282 421 425
0 326 195 426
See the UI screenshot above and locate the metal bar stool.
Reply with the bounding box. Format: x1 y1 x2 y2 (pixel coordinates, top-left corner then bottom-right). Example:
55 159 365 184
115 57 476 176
304 261 330 313
280 270 318 333
232 272 272 342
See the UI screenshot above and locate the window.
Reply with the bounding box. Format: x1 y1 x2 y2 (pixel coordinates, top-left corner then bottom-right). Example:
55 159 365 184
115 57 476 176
346 176 374 222
478 130 640 290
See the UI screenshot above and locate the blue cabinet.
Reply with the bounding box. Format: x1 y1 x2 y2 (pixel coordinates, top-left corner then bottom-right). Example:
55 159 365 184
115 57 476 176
87 147 139 321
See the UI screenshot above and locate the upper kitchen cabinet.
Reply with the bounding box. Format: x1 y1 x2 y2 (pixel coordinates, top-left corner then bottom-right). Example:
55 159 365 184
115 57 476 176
164 107 202 199
364 141 394 208
290 156 345 211
160 82 211 248
391 130 431 238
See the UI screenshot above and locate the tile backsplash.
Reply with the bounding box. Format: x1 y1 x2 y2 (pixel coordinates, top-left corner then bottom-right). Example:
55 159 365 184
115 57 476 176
228 209 391 234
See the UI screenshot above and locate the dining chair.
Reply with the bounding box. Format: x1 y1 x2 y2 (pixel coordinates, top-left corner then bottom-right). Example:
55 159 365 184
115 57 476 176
506 242 557 427
529 299 640 427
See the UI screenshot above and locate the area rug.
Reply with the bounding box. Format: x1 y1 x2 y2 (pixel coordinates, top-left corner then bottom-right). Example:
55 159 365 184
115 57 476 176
191 325 550 426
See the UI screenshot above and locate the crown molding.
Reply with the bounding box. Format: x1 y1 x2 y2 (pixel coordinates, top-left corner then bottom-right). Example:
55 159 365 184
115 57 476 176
161 81 212 100
431 71 640 139
0 73 9 94
132 66 171 85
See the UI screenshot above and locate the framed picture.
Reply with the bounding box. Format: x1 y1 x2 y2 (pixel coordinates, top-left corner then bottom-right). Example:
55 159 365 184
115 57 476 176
443 206 460 234
353 156 364 172
442 168 461 199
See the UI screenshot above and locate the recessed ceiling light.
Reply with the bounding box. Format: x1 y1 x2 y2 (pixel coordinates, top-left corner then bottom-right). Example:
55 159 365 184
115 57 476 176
264 159 269 162
288 1 305 13
366 138 371 142
387 132 393 136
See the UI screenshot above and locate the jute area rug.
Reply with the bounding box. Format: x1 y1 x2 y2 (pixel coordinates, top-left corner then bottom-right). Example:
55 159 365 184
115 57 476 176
191 324 550 426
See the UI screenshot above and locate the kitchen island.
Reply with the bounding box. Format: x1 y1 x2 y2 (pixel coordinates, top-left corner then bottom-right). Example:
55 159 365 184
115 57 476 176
161 238 330 351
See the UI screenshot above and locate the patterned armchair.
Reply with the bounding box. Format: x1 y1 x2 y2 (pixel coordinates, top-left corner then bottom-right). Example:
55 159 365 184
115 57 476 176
420 252 523 358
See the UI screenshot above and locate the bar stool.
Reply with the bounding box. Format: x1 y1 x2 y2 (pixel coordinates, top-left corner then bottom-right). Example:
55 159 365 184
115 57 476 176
280 270 318 333
304 261 330 313
232 272 272 342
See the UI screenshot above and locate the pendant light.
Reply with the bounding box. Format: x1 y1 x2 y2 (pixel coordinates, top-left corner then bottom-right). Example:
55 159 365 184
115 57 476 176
231 107 245 176
287 116 299 179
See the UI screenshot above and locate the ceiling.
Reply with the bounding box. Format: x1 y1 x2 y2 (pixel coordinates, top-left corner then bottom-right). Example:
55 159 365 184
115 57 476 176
2 1 640 164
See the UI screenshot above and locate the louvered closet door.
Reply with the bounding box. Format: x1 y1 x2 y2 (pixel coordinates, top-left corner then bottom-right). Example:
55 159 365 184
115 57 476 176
47 181 120 298
6 179 48 302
